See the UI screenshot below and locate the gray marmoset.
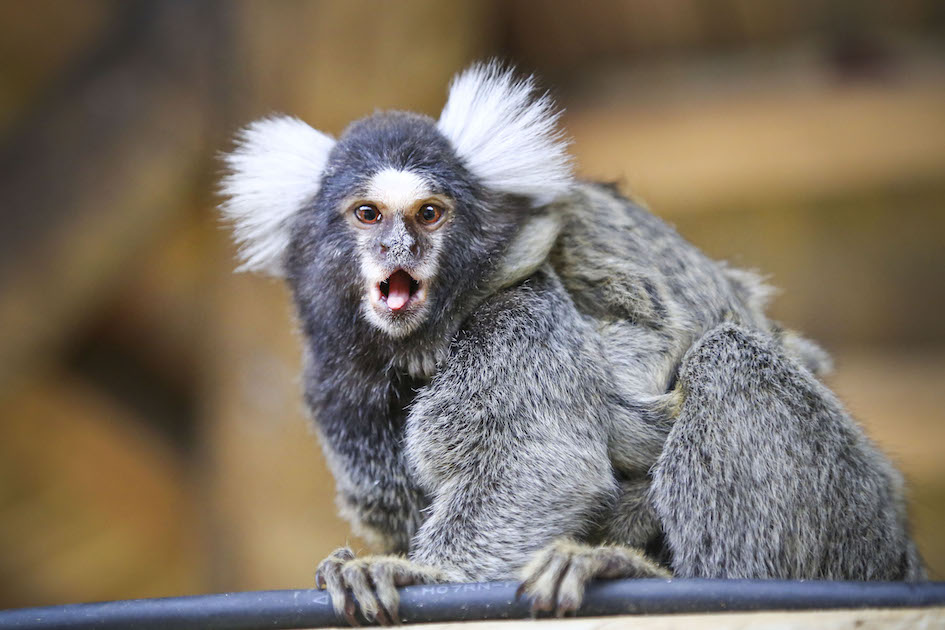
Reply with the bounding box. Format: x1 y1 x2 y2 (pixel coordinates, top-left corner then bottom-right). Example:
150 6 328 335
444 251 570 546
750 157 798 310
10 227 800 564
219 62 925 624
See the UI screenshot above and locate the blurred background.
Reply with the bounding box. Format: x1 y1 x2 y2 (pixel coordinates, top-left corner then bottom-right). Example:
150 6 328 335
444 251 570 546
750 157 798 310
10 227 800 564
1 0 943 608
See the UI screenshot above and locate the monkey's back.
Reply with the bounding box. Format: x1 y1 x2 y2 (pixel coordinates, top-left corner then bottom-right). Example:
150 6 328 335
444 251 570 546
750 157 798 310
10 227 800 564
550 181 772 398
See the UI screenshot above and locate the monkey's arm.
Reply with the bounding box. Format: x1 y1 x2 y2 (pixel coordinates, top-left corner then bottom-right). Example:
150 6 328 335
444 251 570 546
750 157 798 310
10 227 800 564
307 361 441 625
404 266 618 580
303 356 426 554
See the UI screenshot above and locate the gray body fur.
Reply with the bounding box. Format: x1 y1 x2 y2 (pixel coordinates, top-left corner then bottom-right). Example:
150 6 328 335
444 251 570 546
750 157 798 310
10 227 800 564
220 65 924 610
402 181 924 581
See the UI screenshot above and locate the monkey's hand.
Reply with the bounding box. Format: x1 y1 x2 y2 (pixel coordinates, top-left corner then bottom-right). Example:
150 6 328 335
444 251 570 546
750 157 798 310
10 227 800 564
315 546 449 626
517 539 670 618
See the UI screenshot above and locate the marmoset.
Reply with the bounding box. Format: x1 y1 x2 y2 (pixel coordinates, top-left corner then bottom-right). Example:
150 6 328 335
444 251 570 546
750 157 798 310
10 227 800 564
220 62 925 624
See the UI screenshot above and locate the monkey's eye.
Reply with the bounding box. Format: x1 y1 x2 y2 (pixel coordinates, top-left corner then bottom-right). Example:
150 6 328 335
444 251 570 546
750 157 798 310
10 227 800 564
355 204 381 224
417 204 443 225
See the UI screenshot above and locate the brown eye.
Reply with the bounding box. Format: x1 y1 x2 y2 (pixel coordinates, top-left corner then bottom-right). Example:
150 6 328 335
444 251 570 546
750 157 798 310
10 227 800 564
355 204 381 224
418 204 443 225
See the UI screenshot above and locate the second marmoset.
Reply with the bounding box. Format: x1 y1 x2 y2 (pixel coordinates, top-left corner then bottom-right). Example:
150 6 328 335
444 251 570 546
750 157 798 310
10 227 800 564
219 62 924 624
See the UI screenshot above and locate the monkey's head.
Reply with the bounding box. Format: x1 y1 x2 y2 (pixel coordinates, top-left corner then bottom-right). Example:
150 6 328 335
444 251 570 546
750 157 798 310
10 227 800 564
220 63 573 341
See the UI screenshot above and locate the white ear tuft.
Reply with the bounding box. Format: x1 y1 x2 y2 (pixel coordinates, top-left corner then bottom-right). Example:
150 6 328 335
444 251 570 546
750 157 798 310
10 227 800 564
437 62 573 206
219 116 335 276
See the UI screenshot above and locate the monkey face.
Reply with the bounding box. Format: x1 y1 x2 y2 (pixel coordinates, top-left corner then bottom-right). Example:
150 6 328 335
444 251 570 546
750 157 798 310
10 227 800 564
282 111 495 342
345 168 454 337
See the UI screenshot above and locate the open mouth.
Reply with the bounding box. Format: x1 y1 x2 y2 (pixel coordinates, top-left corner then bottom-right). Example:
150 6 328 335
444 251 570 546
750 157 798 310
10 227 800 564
378 269 421 312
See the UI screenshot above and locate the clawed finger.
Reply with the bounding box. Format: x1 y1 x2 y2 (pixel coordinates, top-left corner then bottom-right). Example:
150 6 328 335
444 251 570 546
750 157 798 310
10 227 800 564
374 602 394 627
514 582 527 601
517 548 555 601
555 555 593 617
320 568 349 618
369 565 403 626
531 553 570 616
343 595 359 627
343 564 382 623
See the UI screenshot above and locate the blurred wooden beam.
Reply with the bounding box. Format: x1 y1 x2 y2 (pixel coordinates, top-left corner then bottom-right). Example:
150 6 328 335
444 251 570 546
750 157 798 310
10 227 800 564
231 0 497 134
0 2 227 398
0 0 115 135
566 59 945 213
0 372 202 607
669 187 945 347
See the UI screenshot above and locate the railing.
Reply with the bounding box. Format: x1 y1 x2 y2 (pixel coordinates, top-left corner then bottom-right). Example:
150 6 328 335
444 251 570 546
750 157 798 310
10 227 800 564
2 579 945 629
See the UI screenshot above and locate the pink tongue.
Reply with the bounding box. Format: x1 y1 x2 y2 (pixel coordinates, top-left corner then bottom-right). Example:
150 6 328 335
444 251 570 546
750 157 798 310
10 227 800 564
387 272 411 310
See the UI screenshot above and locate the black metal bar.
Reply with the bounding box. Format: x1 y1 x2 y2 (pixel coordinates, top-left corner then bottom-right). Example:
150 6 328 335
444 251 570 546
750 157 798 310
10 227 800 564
1 579 944 629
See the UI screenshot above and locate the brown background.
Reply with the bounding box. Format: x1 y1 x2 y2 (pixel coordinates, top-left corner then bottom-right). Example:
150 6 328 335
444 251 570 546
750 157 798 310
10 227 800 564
1 0 943 608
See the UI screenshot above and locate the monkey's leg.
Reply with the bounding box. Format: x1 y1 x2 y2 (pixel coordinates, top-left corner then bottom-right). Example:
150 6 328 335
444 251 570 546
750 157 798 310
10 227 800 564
651 323 924 580
315 546 448 626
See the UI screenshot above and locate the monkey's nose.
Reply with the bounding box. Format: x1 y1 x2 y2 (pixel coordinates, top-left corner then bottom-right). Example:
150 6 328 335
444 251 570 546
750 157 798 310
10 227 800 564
378 240 420 258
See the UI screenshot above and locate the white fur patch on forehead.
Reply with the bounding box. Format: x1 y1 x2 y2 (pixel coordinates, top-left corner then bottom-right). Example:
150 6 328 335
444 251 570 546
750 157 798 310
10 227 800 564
219 115 335 276
437 62 573 206
366 168 431 210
